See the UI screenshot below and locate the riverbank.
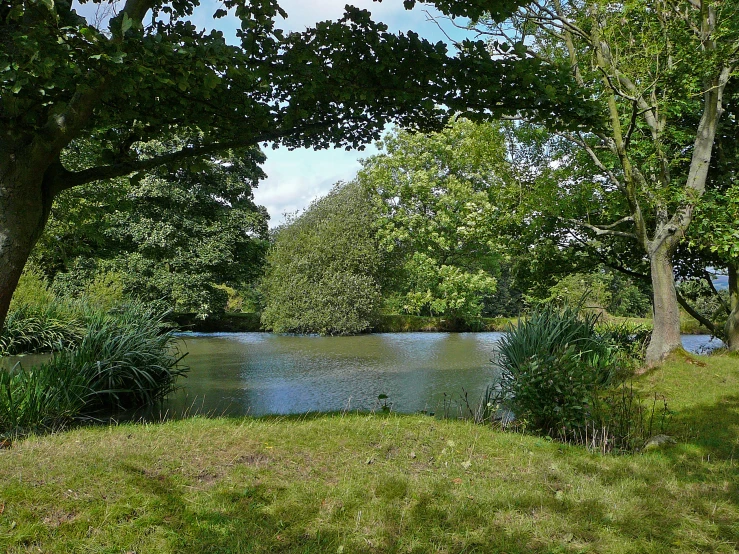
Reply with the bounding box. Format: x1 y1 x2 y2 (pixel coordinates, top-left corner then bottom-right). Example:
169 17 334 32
1 353 737 553
171 312 711 334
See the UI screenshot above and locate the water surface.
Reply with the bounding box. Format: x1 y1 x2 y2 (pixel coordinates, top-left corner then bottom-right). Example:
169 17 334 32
1 332 723 420
160 332 505 418
151 332 721 419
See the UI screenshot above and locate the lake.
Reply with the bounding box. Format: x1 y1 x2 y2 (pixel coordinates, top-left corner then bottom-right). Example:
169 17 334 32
141 332 722 420
2 332 723 420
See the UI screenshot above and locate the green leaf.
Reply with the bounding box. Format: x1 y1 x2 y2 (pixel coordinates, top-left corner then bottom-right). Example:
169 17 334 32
121 13 133 35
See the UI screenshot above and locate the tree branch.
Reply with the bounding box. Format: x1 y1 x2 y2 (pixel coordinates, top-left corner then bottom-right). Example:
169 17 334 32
569 219 637 240
676 290 722 338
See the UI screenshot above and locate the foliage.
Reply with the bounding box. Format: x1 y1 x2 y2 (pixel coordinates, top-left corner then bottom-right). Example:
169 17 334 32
359 118 512 322
261 182 382 335
495 305 617 438
0 0 602 334
35 144 270 317
0 270 83 356
7 266 55 311
401 252 497 323
460 0 739 361
541 270 652 318
596 321 652 369
0 302 187 436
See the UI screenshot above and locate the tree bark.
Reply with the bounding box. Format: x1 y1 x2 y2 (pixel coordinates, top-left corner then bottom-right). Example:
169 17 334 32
645 244 683 364
725 262 739 351
0 167 52 327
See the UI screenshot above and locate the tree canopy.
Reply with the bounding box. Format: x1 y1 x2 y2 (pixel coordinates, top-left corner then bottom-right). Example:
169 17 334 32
461 0 738 362
358 118 508 323
33 141 269 316
0 0 600 328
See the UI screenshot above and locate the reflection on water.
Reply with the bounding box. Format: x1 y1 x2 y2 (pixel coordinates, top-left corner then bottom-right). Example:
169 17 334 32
0 332 724 420
145 332 722 420
154 332 505 419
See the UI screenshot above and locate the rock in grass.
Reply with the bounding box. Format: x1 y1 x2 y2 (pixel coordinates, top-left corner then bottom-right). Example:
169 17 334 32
643 435 676 451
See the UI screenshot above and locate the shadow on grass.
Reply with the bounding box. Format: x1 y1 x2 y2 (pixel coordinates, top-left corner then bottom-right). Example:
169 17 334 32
118 462 546 554
667 394 739 461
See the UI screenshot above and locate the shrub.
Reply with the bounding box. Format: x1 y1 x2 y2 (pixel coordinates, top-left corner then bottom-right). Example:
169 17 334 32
0 302 187 436
495 305 617 438
261 182 382 335
597 321 651 369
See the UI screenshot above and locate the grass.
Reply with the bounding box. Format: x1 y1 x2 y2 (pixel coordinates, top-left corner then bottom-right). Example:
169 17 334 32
0 354 738 553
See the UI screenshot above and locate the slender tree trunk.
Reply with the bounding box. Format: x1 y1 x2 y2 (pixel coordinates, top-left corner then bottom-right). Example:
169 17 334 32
645 244 683 364
0 168 50 328
725 263 739 351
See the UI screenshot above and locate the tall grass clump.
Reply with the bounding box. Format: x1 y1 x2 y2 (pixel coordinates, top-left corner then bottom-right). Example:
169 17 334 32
492 304 669 451
0 269 84 356
0 362 90 435
0 302 187 437
495 305 616 439
55 303 187 410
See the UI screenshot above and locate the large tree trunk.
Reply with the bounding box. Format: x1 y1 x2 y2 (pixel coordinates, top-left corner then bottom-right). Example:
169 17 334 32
725 263 739 352
645 244 683 364
0 168 51 328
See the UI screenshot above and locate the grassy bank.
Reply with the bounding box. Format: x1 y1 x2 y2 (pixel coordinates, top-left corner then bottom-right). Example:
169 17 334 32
1 353 738 553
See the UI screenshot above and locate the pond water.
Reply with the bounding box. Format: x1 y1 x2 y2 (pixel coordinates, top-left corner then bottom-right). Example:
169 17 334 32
1 332 723 420
156 332 506 419
146 331 721 420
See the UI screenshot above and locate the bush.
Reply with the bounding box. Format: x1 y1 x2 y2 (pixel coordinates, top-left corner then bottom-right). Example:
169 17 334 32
597 321 651 369
493 305 669 451
495 305 617 438
261 182 382 335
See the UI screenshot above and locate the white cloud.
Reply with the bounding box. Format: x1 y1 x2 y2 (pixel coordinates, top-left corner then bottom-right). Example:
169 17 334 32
254 143 380 227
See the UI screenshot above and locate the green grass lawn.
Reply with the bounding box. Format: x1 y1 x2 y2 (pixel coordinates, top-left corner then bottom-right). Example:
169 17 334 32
1 354 738 553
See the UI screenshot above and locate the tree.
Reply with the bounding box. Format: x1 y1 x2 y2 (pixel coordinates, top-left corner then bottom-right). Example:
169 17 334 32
260 181 381 335
358 118 510 323
434 0 738 362
1 0 597 330
33 141 269 317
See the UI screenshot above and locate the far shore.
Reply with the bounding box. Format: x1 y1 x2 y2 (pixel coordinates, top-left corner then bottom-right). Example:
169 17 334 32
171 312 712 335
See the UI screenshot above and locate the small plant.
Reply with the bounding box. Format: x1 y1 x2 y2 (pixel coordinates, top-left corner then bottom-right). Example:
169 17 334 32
376 394 391 413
